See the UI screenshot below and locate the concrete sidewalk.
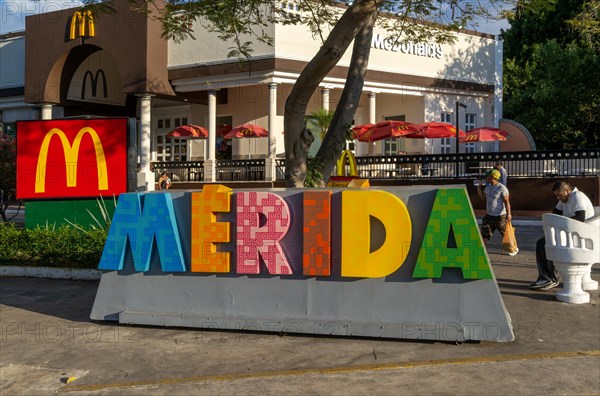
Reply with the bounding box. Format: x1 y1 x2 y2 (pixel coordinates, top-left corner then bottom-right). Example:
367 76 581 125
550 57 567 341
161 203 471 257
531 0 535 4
1 226 599 395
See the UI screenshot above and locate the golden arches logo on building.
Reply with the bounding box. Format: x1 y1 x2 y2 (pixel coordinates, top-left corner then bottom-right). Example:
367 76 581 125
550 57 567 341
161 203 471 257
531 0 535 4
35 127 108 193
336 150 358 177
69 10 95 40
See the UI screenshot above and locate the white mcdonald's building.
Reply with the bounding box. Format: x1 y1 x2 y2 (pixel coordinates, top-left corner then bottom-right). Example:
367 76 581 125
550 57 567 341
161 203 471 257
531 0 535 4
1 1 504 187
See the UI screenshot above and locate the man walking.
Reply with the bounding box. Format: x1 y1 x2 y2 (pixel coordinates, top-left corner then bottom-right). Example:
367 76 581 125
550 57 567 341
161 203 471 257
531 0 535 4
477 169 512 245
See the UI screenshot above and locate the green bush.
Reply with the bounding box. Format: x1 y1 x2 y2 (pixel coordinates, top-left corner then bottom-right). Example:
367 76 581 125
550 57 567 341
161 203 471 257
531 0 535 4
0 223 107 268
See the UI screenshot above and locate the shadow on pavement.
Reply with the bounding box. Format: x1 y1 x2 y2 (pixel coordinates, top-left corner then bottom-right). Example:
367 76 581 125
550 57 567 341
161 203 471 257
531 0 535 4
0 278 98 323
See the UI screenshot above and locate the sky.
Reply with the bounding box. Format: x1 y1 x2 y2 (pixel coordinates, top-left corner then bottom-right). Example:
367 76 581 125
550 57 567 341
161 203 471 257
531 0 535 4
1 0 82 34
0 0 510 35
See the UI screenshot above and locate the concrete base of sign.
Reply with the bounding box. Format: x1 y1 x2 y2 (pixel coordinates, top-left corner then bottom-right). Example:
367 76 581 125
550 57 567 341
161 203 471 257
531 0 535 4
91 269 513 341
90 186 514 342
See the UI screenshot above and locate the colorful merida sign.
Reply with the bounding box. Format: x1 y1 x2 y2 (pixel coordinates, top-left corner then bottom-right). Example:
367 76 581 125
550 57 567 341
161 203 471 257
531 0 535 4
92 185 513 342
98 185 492 280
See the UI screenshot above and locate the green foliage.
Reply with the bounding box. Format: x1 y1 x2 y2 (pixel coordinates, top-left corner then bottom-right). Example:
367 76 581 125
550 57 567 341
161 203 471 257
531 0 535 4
0 223 107 268
0 134 17 221
566 0 600 49
304 157 324 187
308 108 335 140
503 0 600 149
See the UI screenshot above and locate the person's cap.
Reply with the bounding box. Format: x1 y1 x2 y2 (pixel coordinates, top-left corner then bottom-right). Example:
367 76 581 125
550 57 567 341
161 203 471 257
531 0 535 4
487 169 501 180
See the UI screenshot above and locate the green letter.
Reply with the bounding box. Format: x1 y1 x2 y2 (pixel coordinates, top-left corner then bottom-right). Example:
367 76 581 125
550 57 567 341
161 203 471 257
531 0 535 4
413 188 491 279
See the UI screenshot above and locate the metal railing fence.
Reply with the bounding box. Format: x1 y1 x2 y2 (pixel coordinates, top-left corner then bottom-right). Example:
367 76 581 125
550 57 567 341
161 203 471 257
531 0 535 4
216 159 265 181
152 161 204 182
336 149 600 180
151 149 599 183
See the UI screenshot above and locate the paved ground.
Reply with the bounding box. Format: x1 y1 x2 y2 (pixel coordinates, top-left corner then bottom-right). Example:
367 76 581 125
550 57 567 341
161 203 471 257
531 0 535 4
1 226 599 395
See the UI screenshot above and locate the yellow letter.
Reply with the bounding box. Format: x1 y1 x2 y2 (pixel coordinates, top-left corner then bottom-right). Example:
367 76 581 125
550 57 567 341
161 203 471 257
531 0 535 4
341 190 411 277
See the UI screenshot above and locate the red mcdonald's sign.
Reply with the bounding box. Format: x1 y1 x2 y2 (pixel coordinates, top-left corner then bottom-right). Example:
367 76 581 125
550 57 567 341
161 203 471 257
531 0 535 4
16 119 128 199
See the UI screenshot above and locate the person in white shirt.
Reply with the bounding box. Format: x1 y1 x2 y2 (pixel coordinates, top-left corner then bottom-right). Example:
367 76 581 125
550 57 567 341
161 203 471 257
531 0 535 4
477 169 512 244
530 181 596 290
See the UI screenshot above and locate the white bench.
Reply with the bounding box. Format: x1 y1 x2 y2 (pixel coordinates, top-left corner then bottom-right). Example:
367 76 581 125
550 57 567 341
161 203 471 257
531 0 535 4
542 207 600 304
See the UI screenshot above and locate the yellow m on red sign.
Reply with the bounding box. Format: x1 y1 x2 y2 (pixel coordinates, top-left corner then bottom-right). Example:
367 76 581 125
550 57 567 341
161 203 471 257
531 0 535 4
35 128 108 193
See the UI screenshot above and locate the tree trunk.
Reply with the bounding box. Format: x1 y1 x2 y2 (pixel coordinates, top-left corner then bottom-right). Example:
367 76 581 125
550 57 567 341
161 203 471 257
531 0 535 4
315 12 377 184
283 0 381 187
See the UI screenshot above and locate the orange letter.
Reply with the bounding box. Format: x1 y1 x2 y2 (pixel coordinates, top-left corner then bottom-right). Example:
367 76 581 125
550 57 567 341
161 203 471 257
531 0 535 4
191 184 232 272
303 191 331 276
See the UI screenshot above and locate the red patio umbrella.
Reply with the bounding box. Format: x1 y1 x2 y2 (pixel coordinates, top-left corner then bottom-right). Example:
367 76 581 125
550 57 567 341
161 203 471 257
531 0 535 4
224 124 269 139
351 123 375 139
166 124 208 139
357 121 420 142
216 124 233 137
460 127 509 143
405 122 465 139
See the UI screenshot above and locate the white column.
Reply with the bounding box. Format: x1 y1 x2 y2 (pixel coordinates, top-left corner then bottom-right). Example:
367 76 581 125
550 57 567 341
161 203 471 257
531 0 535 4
494 36 503 127
40 104 53 120
321 88 330 111
268 83 278 158
368 92 376 124
204 89 217 182
208 89 217 160
137 94 155 191
368 92 377 156
266 83 278 181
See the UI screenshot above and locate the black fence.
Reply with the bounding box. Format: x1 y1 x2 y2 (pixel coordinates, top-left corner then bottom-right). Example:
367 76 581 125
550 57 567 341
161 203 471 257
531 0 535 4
336 149 600 180
152 161 204 182
151 149 599 183
216 159 265 181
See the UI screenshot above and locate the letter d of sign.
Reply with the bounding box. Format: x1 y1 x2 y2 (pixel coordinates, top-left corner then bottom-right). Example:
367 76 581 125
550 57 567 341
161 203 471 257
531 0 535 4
341 190 412 277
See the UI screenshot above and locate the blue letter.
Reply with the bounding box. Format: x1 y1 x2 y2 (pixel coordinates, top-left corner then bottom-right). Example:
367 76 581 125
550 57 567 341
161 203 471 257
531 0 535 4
98 193 186 272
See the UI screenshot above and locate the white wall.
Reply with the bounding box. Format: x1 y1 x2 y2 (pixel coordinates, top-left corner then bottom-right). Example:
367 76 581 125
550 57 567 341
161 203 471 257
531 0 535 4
0 36 25 88
168 8 498 86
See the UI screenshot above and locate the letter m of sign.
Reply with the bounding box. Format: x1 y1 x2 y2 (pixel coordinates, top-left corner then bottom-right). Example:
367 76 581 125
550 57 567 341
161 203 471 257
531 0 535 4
98 194 186 272
35 127 108 193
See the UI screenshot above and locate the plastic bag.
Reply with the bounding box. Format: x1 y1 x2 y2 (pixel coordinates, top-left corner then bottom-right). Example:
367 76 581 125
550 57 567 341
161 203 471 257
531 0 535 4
502 221 519 256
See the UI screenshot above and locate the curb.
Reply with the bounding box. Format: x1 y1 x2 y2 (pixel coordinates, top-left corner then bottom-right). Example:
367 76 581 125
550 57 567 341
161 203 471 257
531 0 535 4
477 219 542 227
0 266 101 281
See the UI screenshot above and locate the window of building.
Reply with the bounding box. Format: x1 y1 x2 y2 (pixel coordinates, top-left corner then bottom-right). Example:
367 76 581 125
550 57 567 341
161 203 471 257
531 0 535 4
464 113 476 153
440 112 452 154
383 114 405 155
155 116 189 162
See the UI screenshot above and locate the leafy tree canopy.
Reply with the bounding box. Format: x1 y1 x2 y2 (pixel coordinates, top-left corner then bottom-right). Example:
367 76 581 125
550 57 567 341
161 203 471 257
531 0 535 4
502 0 599 149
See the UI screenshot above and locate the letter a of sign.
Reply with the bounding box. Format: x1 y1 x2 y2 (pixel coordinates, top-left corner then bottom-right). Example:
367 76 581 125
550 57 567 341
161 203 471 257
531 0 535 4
236 192 292 275
413 189 492 279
